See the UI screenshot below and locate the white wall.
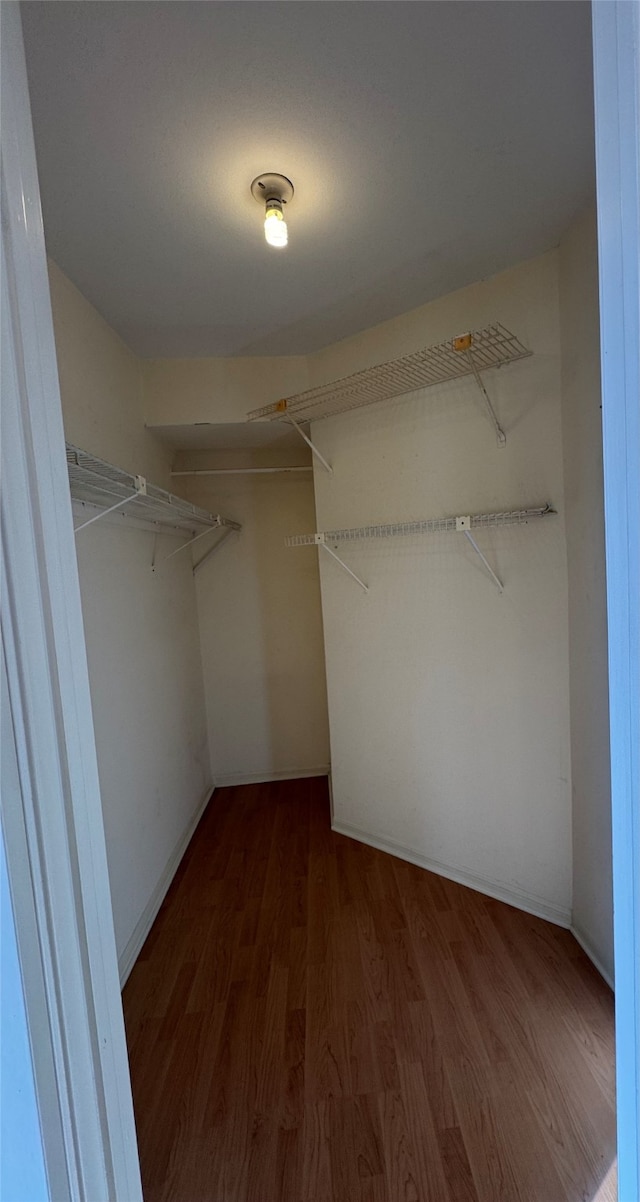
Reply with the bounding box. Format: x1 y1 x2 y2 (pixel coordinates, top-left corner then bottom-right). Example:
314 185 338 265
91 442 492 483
310 251 573 924
559 206 613 982
176 453 330 785
49 263 210 973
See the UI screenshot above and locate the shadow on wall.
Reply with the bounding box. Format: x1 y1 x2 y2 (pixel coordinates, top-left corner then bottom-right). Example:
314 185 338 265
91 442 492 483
187 466 330 784
252 473 330 776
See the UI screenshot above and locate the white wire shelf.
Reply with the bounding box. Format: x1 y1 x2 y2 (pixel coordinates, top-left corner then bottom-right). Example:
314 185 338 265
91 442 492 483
286 505 556 595
66 444 241 537
247 323 531 427
286 506 554 547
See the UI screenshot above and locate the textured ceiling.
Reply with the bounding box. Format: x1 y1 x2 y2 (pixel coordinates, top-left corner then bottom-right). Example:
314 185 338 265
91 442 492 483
22 1 594 358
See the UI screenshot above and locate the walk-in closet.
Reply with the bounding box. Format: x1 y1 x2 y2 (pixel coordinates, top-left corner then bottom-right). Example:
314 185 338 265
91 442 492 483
8 2 622 1198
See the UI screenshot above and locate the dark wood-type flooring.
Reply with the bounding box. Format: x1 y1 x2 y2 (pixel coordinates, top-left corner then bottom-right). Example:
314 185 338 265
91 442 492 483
123 778 617 1202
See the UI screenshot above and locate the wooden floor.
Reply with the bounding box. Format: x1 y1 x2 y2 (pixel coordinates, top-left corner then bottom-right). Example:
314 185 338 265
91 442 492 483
123 778 617 1202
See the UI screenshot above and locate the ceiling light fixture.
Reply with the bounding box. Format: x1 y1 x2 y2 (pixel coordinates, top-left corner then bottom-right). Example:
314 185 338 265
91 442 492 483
251 173 294 250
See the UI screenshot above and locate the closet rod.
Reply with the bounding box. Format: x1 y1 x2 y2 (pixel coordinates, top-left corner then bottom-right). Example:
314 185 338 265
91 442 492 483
171 466 312 477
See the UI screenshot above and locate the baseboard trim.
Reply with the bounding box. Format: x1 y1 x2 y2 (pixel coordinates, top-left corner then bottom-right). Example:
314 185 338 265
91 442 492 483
332 819 572 929
213 766 330 788
570 923 615 991
118 782 214 988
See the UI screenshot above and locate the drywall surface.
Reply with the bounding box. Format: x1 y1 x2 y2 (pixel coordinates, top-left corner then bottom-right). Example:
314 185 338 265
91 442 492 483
74 520 210 958
311 251 573 923
49 261 210 964
48 259 171 486
176 456 330 785
559 207 613 982
143 354 308 426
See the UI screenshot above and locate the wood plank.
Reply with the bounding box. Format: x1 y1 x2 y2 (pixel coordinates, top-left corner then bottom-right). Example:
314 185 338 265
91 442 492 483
122 778 616 1202
378 1090 420 1202
327 1094 384 1201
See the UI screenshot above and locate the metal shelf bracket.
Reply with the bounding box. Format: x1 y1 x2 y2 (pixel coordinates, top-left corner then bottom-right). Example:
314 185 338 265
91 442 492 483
248 324 529 435
455 335 506 446
315 534 368 593
193 527 236 575
67 445 242 561
287 506 554 595
74 475 147 532
161 523 220 566
455 515 504 593
285 412 333 474
153 516 241 570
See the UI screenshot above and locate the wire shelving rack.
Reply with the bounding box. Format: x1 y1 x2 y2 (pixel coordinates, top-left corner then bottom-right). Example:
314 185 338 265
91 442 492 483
247 324 531 464
66 443 241 569
286 505 555 594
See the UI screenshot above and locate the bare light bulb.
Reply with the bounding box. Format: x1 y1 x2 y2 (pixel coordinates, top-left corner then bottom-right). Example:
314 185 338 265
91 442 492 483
264 199 288 249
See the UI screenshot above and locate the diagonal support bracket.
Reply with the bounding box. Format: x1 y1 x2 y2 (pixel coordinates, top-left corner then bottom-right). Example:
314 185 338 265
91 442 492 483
316 534 368 593
192 527 236 575
161 522 222 565
153 518 239 570
466 350 506 446
74 475 147 532
456 516 504 593
285 413 333 474
455 339 506 446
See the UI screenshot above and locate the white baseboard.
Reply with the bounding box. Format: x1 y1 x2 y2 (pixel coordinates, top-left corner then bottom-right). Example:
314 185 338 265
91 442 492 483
213 765 330 788
118 782 214 987
332 819 572 929
570 923 615 991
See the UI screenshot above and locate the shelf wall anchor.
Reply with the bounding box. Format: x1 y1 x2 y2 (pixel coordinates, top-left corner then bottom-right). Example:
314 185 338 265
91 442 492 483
455 516 504 593
315 534 368 593
285 412 333 474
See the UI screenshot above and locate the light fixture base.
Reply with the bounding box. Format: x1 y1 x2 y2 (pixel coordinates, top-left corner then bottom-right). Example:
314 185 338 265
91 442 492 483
251 173 294 205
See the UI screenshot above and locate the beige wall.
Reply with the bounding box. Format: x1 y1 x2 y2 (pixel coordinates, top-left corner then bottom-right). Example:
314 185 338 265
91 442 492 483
48 262 210 975
48 258 171 485
50 240 613 982
142 353 308 428
559 205 613 983
308 250 555 383
49 259 329 963
310 251 573 925
174 454 330 784
74 522 210 967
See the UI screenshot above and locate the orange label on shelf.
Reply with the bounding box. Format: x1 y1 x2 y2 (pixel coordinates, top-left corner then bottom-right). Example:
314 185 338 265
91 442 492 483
453 333 473 352
275 398 288 412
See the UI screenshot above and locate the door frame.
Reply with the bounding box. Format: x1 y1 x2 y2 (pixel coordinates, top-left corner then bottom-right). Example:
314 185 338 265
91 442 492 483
1 0 638 1196
592 1 640 1197
1 4 142 1198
